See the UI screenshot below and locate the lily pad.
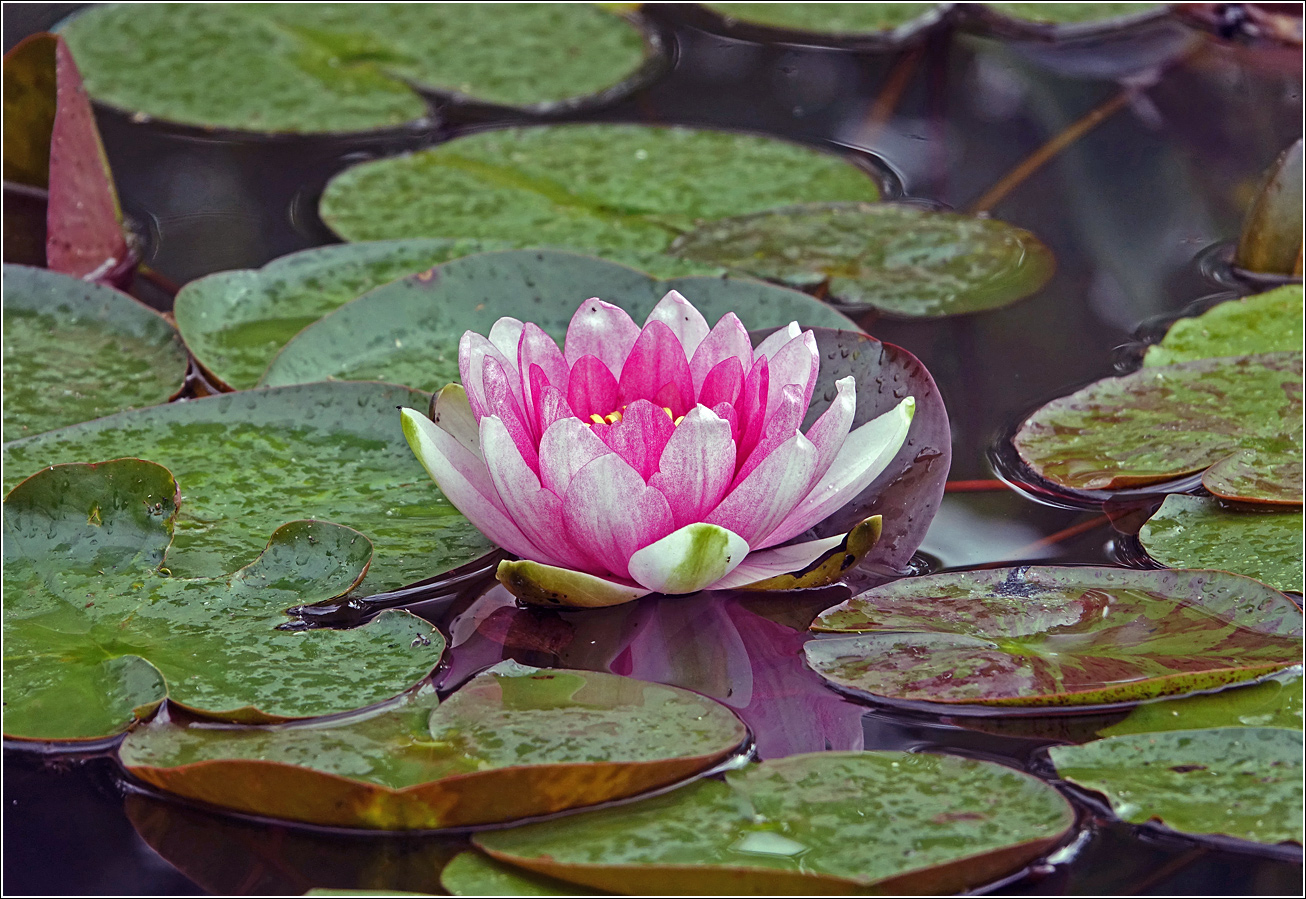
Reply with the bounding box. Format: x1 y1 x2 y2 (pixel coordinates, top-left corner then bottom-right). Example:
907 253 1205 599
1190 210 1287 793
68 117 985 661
119 663 747 830
2 265 188 438
318 124 881 277
174 239 506 391
474 751 1075 894
442 852 601 897
3 459 444 741
808 566 1303 710
2 381 494 592
1201 448 1303 505
1139 496 1303 593
1013 352 1303 492
1144 286 1304 368
1099 669 1303 737
59 4 653 133
701 3 942 36
668 202 1055 317
983 3 1168 26
260 249 858 390
1049 727 1303 847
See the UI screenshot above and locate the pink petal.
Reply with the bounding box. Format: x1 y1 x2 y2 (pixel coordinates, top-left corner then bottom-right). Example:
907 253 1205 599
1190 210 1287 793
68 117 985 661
698 356 744 410
563 453 674 580
618 320 694 417
430 384 480 458
709 533 846 589
538 417 611 495
482 355 539 473
488 317 525 376
564 298 641 374
567 354 619 422
535 383 575 433
736 383 805 484
689 312 753 396
519 323 569 437
649 405 736 527
644 289 709 359
803 375 857 490
735 355 769 465
753 322 801 361
763 329 819 414
707 433 816 546
626 522 749 594
458 331 522 422
712 401 740 442
591 399 676 482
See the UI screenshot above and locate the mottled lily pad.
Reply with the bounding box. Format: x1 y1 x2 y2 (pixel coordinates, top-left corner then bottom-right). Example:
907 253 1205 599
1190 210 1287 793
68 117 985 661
1202 448 1303 506
261 249 857 390
1050 727 1303 847
2 265 187 438
701 3 942 36
119 663 747 830
442 852 600 897
174 239 505 390
60 4 653 133
1013 352 1302 492
808 566 1303 710
1139 496 1303 593
3 459 444 741
475 751 1075 894
1099 669 1303 737
318 124 880 277
984 3 1167 26
2 381 494 593
669 203 1055 317
1144 286 1304 368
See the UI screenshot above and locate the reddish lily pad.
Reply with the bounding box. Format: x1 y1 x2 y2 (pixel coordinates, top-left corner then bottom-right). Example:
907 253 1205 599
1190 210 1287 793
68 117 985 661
474 751 1075 894
3 459 444 741
119 663 747 830
669 202 1055 317
1139 496 1303 593
1202 449 1303 506
1012 352 1302 492
1143 286 1304 368
1049 727 1303 847
808 566 1303 710
2 265 188 439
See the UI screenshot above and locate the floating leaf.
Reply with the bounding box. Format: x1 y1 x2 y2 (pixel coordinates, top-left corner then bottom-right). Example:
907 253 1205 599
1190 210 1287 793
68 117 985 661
982 3 1167 26
669 202 1055 317
1202 448 1302 506
1234 139 1303 276
2 265 188 438
701 3 942 35
1144 286 1304 368
475 751 1075 894
60 4 653 133
318 124 880 277
1099 669 1303 737
174 239 505 390
1139 496 1303 593
261 249 857 391
1050 727 1303 847
3 459 444 740
442 852 601 897
119 664 747 830
1013 352 1302 492
808 566 1303 709
2 382 494 592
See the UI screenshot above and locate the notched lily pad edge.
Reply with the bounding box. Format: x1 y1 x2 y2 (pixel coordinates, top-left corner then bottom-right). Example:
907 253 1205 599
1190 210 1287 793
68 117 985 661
676 2 955 50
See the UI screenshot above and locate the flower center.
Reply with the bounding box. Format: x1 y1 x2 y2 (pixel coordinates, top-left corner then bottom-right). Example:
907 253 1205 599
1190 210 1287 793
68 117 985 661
586 406 684 427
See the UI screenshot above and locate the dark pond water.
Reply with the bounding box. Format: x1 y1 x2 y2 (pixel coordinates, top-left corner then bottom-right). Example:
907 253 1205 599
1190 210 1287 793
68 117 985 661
3 3 1303 895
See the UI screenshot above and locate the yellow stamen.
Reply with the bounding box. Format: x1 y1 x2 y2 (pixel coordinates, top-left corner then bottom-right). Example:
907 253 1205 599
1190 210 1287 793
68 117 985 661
662 406 674 420
605 410 622 424
674 415 684 426
590 413 606 425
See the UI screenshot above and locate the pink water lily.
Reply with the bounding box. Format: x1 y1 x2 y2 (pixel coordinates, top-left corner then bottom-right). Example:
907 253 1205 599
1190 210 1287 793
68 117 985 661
401 291 914 607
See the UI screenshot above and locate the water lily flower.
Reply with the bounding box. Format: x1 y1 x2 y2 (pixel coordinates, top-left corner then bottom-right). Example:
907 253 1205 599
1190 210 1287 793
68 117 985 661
401 291 914 608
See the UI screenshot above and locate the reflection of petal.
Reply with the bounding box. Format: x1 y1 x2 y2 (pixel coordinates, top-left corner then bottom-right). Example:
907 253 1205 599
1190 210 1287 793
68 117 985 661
645 289 709 358
709 533 845 589
627 522 748 594
564 454 674 579
497 558 649 608
563 298 640 374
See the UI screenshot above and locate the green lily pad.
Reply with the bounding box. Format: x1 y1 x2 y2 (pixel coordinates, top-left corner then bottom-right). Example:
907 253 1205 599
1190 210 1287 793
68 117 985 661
1201 448 1303 505
2 265 188 439
442 852 601 897
1049 727 1303 847
1013 352 1302 492
260 249 857 391
119 663 747 830
702 3 940 35
808 566 1303 709
475 751 1075 894
1100 669 1303 737
1139 495 1303 593
318 124 881 277
668 202 1055 317
174 239 505 391
3 459 444 741
59 4 652 133
1144 286 1304 368
2 381 494 592
983 3 1167 26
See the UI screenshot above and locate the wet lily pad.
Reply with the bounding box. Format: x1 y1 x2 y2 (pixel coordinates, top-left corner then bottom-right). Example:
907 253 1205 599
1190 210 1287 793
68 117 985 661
1201 448 1303 505
1013 352 1302 492
983 3 1167 26
174 239 505 390
668 202 1055 317
1049 727 1303 847
2 265 188 438
442 852 601 897
808 566 1303 710
1100 669 1303 737
260 249 857 390
60 4 653 133
475 751 1075 894
318 124 880 277
119 663 747 830
1139 496 1303 593
2 381 494 593
3 459 444 741
701 3 942 36
1144 286 1304 368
